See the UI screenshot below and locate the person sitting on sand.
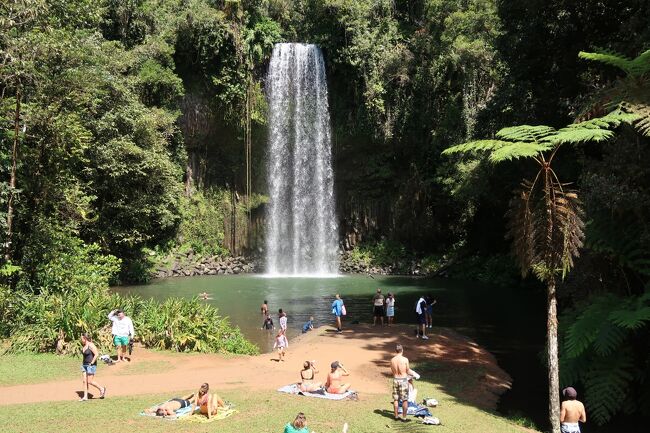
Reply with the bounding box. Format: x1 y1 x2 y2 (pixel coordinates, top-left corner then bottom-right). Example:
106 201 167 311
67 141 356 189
262 314 275 330
274 330 289 361
299 360 322 392
284 412 309 433
302 316 314 333
191 382 225 419
144 393 195 417
325 361 351 394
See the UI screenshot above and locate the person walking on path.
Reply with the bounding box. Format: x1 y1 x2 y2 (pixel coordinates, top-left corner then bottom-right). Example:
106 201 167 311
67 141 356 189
425 296 437 329
372 288 385 326
274 330 289 361
79 333 106 401
560 387 587 433
279 308 288 332
386 293 396 326
108 308 135 362
331 294 344 333
390 344 420 421
415 296 428 339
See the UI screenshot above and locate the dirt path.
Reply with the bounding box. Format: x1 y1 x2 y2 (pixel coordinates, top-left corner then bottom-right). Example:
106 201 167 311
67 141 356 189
0 324 511 408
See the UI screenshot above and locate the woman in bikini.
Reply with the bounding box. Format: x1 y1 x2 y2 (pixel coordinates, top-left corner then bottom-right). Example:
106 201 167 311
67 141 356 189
144 393 195 417
192 382 224 419
299 361 322 392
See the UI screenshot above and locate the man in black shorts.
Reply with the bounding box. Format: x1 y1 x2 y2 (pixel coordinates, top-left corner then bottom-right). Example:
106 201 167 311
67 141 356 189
372 288 385 326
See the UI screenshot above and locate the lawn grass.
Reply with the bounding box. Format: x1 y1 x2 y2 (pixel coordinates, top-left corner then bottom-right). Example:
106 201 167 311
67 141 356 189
0 354 173 386
0 354 79 386
0 373 535 433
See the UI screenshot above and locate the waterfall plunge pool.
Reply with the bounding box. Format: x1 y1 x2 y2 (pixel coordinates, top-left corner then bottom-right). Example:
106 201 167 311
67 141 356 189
114 273 547 427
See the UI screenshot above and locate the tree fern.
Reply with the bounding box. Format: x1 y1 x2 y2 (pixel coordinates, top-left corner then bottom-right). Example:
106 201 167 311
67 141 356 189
560 292 650 424
583 351 635 425
578 49 650 136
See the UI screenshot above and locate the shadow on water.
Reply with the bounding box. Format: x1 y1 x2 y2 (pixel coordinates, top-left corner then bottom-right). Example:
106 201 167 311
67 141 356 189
116 274 549 428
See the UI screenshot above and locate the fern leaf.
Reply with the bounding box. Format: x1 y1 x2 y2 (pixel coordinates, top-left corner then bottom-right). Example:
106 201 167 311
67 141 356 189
609 306 650 330
564 297 613 358
441 139 511 156
584 352 635 425
488 141 555 162
579 49 635 76
496 125 557 142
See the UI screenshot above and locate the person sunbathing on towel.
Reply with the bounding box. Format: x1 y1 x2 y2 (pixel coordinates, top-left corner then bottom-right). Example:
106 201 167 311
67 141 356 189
299 360 322 392
192 382 225 419
144 393 194 417
325 361 351 394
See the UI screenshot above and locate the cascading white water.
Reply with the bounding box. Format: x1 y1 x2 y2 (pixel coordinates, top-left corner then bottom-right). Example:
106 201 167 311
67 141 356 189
265 43 338 276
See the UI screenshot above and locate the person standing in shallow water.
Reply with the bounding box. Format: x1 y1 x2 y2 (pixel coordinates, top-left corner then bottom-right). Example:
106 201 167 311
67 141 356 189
331 294 344 333
279 308 288 332
261 300 268 315
560 387 586 433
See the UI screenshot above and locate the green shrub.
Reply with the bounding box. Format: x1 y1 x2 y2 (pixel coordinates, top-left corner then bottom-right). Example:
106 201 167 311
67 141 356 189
2 235 258 356
348 240 412 269
448 254 520 287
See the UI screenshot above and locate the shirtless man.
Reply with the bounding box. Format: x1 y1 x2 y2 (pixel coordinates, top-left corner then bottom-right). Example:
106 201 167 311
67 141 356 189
390 344 420 421
325 361 351 394
560 387 586 433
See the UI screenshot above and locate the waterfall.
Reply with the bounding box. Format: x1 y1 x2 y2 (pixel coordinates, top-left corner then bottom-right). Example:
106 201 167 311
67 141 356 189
265 43 338 276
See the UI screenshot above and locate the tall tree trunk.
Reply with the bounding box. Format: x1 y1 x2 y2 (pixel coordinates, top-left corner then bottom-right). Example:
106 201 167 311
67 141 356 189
5 85 21 261
547 276 561 433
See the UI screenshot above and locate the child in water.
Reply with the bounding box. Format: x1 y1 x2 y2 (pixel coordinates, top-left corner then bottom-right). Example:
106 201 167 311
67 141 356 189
274 330 289 361
261 314 274 330
261 300 268 315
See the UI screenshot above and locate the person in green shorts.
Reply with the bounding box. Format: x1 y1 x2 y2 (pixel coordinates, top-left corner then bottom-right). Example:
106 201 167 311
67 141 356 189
108 309 135 362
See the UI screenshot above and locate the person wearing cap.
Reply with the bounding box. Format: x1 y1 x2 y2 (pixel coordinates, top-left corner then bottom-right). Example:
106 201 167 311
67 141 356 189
108 308 135 362
560 387 586 433
325 361 351 394
390 344 420 421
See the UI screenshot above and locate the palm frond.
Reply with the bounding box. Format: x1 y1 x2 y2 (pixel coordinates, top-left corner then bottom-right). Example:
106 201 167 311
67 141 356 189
506 182 535 276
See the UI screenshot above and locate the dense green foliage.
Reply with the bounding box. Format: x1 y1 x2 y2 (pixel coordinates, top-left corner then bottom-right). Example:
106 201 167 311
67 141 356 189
2 0 650 428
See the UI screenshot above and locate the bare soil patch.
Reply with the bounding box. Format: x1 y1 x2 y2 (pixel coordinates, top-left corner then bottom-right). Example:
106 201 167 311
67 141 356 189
0 324 511 408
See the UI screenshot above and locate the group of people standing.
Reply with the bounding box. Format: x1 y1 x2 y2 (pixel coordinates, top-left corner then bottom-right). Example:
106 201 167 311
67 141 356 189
78 308 136 401
371 288 396 326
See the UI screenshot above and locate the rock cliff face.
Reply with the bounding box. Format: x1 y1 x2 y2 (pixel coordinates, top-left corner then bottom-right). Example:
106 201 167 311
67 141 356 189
153 251 255 279
153 249 430 279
